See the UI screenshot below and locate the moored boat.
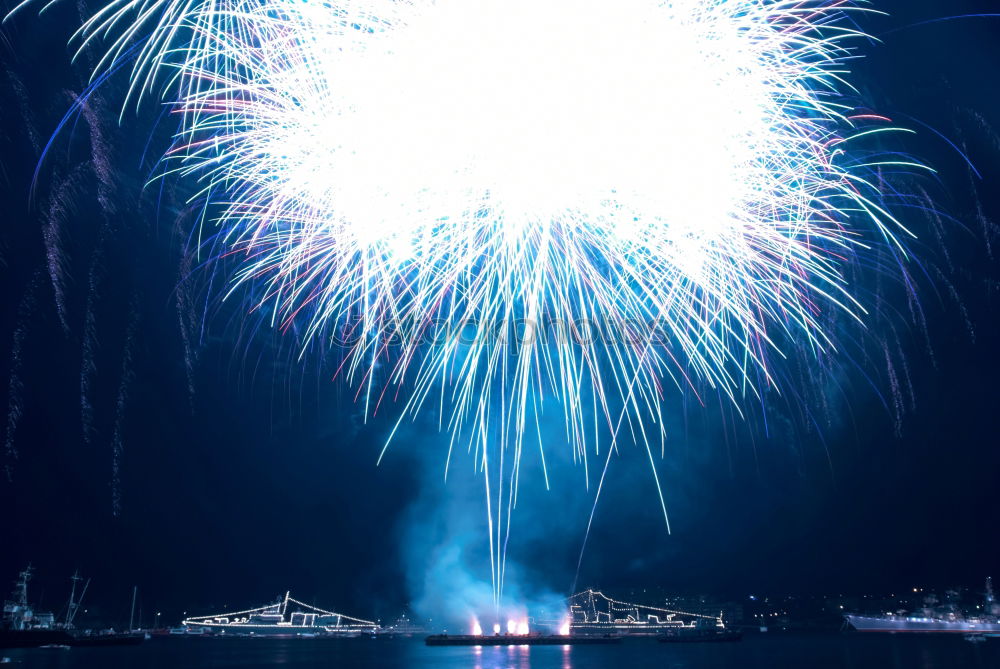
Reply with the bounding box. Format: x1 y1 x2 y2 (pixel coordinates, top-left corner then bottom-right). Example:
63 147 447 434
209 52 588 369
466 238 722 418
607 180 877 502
0 567 74 650
181 592 377 637
846 578 1000 634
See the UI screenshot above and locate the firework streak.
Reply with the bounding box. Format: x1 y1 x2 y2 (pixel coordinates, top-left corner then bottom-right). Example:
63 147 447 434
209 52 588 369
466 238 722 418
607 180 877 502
8 0 927 602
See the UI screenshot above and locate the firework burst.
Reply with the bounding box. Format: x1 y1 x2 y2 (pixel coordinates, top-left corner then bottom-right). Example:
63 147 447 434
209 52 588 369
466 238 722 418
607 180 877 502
9 0 926 601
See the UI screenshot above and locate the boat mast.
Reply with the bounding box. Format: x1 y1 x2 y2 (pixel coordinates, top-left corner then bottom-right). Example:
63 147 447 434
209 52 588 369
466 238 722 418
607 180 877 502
986 577 998 616
65 571 80 628
4 565 33 631
66 574 90 629
13 565 31 608
129 586 138 632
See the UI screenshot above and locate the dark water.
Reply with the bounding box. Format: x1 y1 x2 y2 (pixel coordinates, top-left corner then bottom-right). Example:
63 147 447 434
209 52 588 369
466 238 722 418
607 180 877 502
4 635 1000 669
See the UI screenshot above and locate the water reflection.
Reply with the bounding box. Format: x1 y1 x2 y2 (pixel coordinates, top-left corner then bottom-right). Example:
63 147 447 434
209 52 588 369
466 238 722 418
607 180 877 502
457 634 997 669
466 643 635 669
469 643 543 669
6 634 1000 668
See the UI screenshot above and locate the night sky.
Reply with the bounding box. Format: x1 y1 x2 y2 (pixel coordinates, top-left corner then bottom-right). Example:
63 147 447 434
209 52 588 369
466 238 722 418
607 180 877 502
1 0 999 629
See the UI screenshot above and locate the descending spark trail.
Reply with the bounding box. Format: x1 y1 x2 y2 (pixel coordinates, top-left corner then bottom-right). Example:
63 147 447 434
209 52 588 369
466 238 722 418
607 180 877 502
80 229 105 448
43 166 77 335
110 295 140 517
8 0 928 603
3 272 40 481
177 240 201 412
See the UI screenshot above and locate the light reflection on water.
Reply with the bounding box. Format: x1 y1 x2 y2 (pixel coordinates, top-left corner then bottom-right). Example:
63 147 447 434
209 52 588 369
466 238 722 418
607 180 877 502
4 634 1000 668
449 635 997 669
470 643 531 669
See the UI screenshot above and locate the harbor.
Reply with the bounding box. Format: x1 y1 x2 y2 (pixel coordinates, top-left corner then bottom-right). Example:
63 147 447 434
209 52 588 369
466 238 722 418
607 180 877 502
1 567 147 650
5 563 1000 668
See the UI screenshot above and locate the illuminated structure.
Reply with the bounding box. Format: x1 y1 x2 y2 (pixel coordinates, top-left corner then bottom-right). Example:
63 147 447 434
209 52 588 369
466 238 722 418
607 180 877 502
569 589 725 636
2 566 55 632
182 592 376 636
846 578 1000 634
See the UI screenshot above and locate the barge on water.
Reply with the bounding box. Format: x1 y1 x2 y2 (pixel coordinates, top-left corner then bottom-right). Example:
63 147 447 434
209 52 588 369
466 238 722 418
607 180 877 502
426 634 622 646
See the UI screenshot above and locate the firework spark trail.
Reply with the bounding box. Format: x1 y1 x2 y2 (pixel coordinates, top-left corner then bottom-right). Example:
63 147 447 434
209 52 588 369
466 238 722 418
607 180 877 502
895 338 917 414
71 84 122 447
75 93 116 216
919 185 954 274
3 69 41 157
80 233 104 446
44 163 86 335
11 0 932 601
3 272 40 481
177 240 200 411
935 267 976 344
882 341 904 438
111 295 139 516
956 113 1000 249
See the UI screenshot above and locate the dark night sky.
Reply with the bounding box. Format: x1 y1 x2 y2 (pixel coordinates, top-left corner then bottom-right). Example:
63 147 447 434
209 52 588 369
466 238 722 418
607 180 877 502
1 0 999 628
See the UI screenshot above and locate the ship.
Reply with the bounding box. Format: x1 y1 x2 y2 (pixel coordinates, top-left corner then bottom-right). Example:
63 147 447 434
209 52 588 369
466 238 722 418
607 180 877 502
181 592 377 637
1 566 73 649
2 567 148 649
568 589 731 637
846 578 1000 634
